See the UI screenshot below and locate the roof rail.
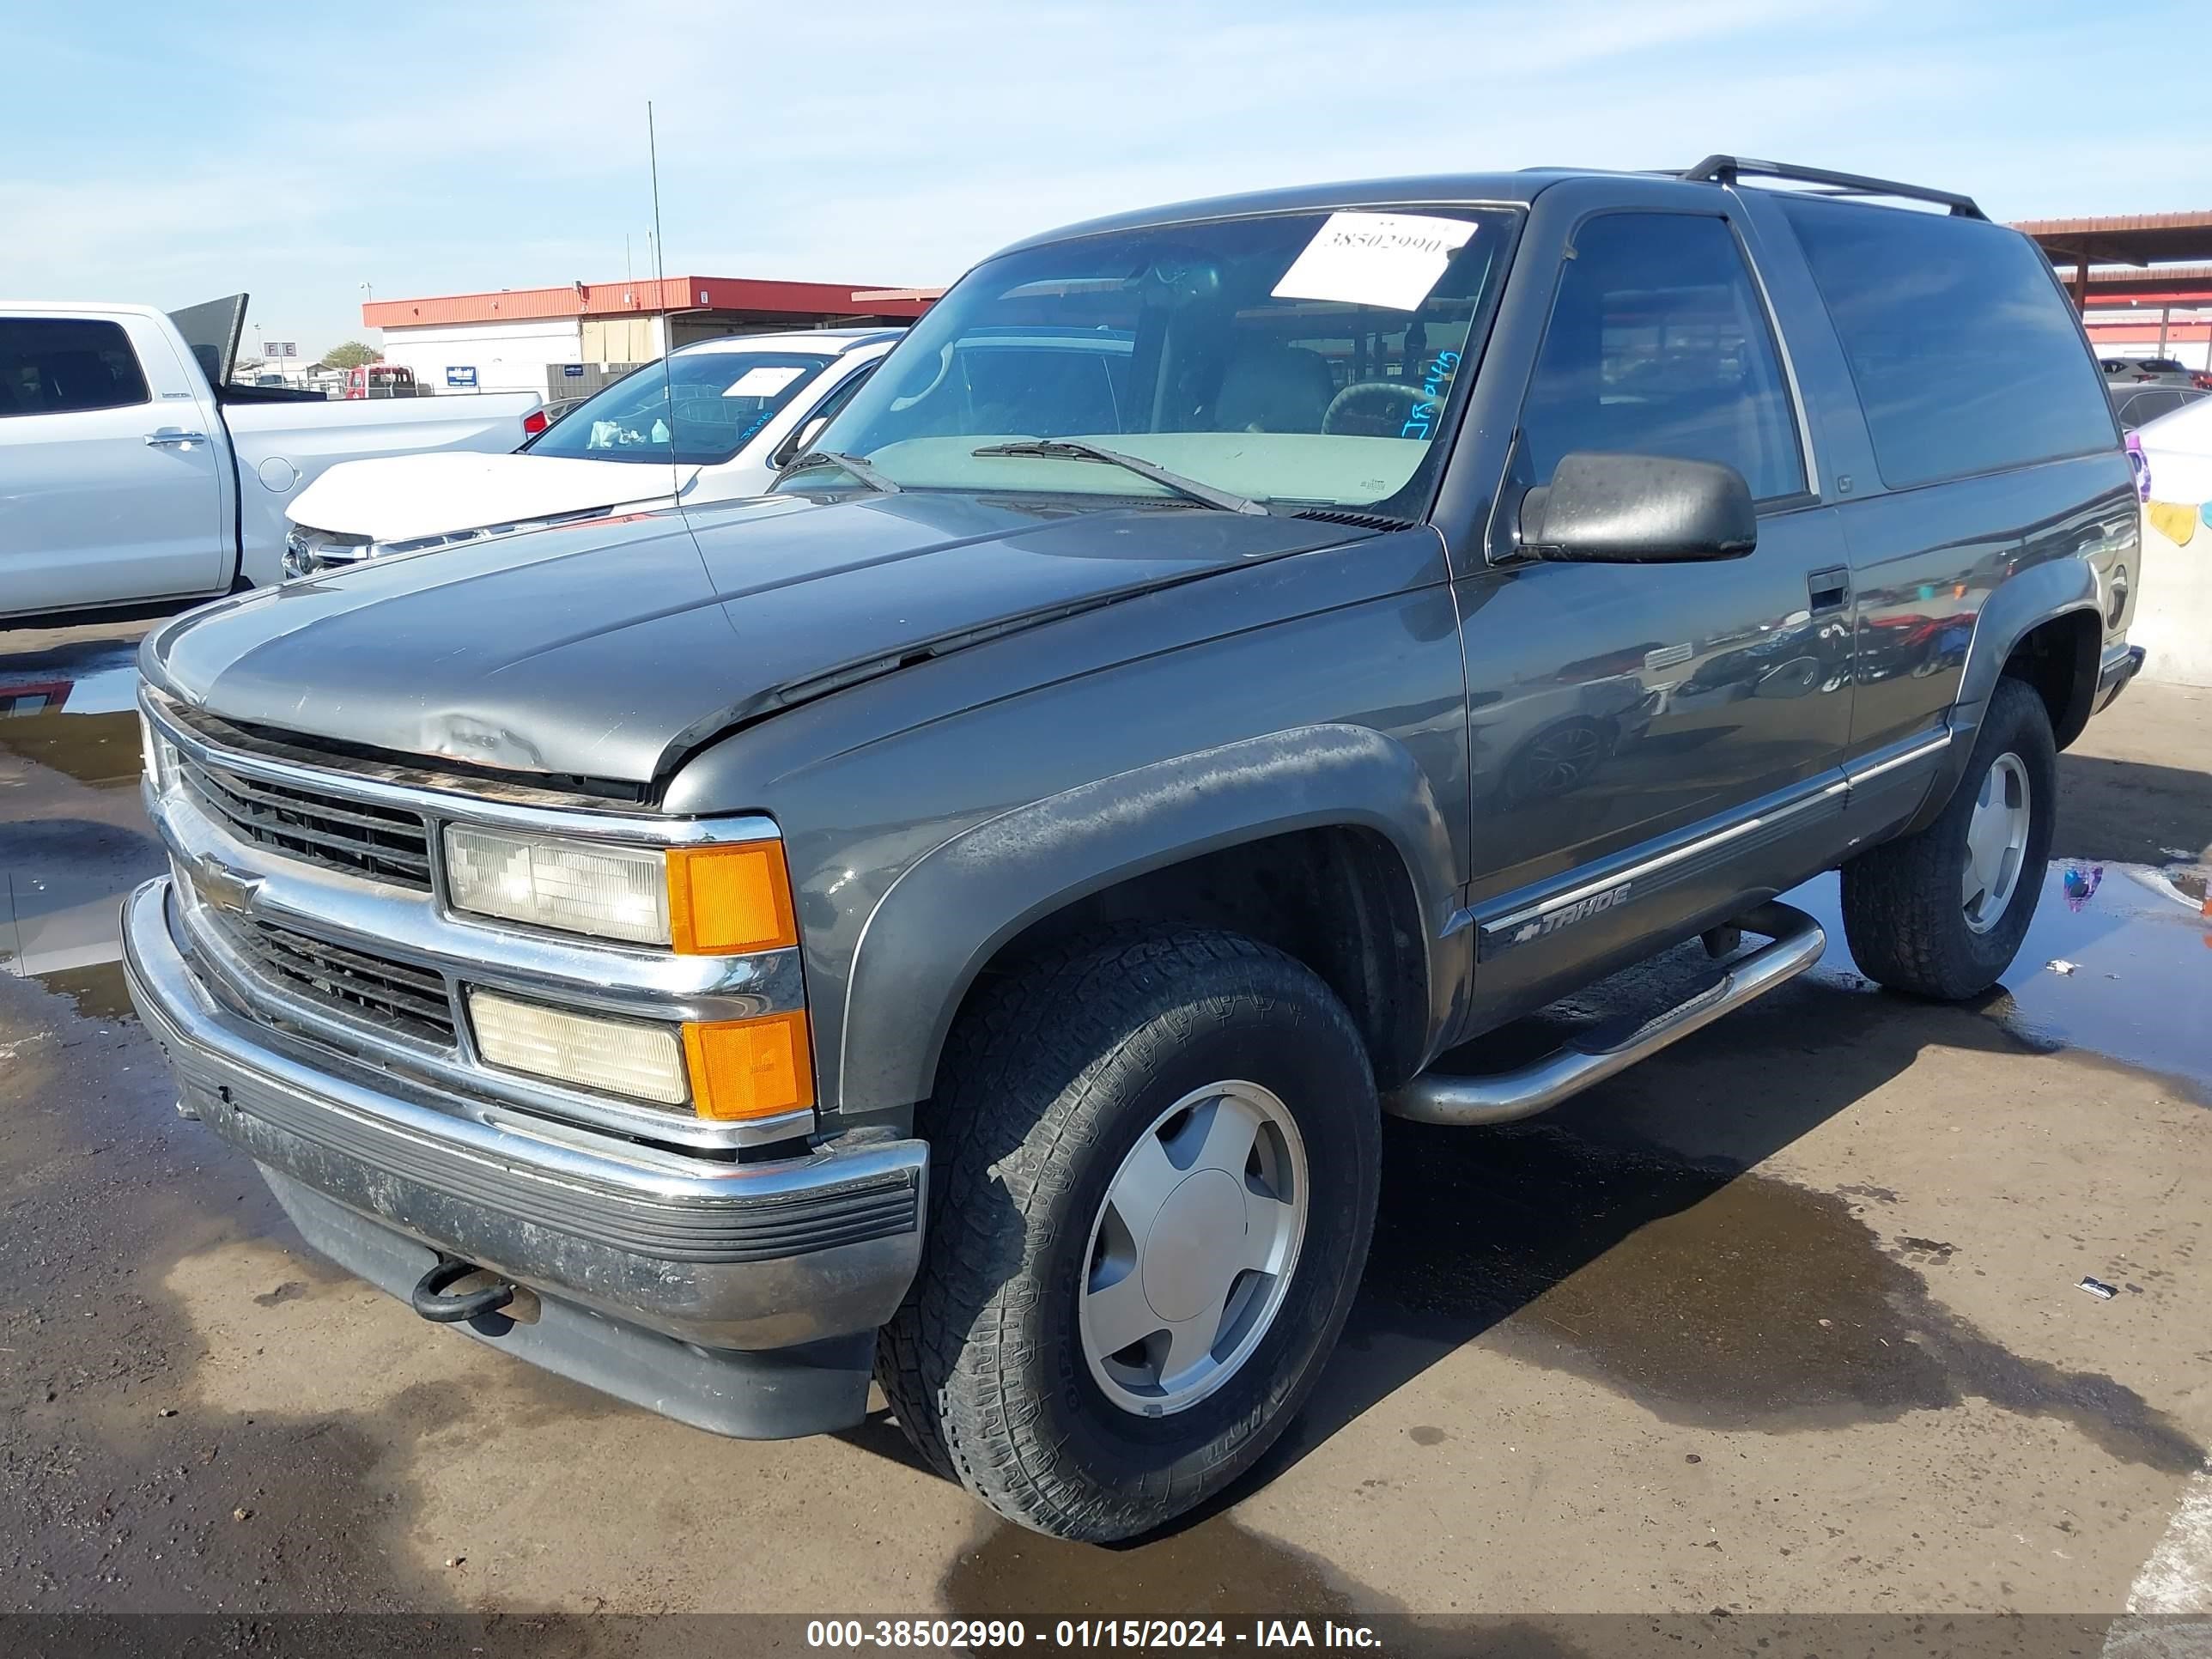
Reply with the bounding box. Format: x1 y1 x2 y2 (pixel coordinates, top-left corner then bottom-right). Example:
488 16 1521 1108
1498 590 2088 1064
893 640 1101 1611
1680 155 1987 221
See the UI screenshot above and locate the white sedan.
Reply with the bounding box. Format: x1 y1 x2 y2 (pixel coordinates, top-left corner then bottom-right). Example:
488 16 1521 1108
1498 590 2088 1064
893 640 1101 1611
283 327 901 574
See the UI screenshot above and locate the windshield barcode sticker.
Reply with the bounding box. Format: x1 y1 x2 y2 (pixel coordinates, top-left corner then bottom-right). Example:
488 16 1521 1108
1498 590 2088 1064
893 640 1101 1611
1271 211 1475 313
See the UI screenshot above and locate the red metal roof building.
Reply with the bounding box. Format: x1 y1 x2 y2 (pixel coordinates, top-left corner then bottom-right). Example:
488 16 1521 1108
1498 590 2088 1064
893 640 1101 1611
362 274 944 397
2012 211 2212 369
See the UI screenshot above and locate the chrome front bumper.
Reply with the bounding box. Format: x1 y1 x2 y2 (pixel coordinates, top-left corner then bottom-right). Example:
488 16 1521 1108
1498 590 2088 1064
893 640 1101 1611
124 877 927 1431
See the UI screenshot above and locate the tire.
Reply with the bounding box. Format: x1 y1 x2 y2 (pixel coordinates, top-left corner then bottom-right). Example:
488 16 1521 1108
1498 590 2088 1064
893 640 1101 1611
877 928 1380 1542
1839 674 2057 1000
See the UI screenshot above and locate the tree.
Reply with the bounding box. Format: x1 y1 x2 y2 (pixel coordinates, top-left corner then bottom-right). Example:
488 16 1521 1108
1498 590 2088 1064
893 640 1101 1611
320 341 382 369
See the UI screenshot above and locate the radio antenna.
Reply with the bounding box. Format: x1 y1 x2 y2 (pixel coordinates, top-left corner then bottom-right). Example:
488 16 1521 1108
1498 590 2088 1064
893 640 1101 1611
647 100 678 505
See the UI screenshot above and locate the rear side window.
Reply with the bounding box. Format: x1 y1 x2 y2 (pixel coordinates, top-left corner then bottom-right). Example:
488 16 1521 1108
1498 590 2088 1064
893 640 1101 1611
0 318 152 417
2121 390 2182 427
1518 212 1805 501
1778 198 2115 489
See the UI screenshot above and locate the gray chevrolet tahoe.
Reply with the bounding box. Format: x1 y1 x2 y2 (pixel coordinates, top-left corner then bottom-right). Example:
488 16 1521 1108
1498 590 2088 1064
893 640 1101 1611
124 158 2147 1543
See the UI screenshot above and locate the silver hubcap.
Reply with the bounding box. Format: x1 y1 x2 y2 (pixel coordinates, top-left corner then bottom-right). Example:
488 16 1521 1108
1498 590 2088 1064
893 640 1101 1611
1962 751 2033 933
1079 1081 1308 1417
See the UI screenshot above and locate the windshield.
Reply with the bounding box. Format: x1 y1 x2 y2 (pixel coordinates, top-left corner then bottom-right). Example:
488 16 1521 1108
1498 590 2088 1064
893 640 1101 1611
526 349 833 465
787 206 1516 514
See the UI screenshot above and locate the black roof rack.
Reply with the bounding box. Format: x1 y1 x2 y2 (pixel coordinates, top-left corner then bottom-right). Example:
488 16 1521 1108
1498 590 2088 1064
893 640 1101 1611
1680 155 1987 221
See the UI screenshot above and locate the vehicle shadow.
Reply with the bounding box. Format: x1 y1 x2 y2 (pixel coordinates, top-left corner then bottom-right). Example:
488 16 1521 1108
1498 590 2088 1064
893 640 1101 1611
1238 953 2190 1508
2053 751 2212 865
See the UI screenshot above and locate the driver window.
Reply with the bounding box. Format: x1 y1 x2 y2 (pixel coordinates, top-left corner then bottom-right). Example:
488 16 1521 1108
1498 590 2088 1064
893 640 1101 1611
1518 213 1804 501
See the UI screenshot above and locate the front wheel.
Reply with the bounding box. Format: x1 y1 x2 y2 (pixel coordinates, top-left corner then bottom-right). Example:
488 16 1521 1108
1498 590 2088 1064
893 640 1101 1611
877 929 1379 1542
1840 674 2057 1000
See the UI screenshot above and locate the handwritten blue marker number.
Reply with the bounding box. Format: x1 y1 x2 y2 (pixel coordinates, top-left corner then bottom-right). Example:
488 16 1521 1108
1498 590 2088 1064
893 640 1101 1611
1400 349 1460 440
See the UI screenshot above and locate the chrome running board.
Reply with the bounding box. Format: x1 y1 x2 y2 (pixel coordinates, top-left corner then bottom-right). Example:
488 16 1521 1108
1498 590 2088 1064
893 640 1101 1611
1384 902 1826 1127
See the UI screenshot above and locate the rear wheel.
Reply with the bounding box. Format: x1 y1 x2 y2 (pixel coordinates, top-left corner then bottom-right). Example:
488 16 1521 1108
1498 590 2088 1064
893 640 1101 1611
1840 674 2057 1000
877 928 1379 1542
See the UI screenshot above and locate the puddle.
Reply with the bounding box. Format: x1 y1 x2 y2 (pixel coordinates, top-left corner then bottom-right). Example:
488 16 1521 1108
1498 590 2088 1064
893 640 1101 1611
1345 1118 2200 1473
0 637 145 790
1784 863 2212 1096
3 628 167 990
943 1513 1364 1620
31 960 135 1021
1 821 162 987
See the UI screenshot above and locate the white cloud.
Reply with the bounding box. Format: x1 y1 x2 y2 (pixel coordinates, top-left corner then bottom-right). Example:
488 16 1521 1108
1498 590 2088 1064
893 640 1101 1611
7 0 2205 351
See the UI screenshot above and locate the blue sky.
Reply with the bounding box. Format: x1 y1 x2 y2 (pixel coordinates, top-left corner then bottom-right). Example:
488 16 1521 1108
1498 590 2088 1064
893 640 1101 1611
5 1 2206 356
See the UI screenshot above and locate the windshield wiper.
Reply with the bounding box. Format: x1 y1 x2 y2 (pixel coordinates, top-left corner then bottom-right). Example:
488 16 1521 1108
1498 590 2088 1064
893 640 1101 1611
777 450 902 494
970 439 1272 515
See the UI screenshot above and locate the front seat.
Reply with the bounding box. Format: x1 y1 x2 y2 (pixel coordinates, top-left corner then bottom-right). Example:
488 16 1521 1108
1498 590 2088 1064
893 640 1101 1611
1213 345 1335 433
39 350 121 411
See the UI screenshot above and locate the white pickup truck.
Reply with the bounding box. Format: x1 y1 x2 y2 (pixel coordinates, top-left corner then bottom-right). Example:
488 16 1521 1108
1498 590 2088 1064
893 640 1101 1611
280 328 901 574
1 295 544 619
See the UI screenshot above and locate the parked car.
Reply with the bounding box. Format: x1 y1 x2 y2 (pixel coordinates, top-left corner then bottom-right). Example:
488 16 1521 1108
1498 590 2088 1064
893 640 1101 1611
342 362 421 398
537 392 591 428
2103 356 2212 390
0 295 544 618
124 157 2142 1544
2110 382 2209 432
280 329 903 574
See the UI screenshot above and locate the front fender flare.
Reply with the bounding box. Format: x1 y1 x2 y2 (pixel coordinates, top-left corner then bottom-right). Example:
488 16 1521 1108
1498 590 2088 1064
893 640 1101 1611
835 724 1461 1116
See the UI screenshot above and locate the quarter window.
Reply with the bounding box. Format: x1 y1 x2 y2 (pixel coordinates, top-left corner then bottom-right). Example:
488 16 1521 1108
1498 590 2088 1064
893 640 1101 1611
1778 195 2116 489
1518 213 1804 502
0 319 151 417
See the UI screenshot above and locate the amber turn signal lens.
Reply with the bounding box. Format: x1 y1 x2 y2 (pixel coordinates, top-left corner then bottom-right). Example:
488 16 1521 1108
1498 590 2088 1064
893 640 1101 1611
683 1012 815 1121
666 842 799 956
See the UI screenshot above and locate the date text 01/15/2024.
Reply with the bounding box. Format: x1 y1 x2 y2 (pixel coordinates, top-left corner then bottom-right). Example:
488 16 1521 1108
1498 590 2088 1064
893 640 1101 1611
804 1619 1383 1649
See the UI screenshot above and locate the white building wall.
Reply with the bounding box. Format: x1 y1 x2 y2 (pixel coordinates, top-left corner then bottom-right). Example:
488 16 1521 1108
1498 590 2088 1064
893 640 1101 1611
377 318 585 396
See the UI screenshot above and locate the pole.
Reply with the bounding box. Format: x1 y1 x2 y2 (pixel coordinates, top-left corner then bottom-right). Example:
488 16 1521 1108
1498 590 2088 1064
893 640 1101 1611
2157 306 2170 356
648 100 676 500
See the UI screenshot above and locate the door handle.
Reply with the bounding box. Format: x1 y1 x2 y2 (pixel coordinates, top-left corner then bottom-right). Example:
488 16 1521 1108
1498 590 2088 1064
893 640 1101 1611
144 428 209 447
1808 567 1851 613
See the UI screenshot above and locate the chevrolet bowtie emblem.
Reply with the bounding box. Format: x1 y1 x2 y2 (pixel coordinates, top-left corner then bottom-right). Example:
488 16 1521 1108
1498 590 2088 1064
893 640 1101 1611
187 854 262 916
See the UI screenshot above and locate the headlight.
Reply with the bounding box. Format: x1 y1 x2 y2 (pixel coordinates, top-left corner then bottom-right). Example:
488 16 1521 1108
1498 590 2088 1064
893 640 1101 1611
469 989 688 1104
442 825 798 954
467 989 814 1121
445 824 668 944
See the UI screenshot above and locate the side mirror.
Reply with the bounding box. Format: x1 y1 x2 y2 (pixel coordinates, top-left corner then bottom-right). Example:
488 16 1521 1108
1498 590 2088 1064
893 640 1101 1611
773 415 831 471
1519 451 1757 563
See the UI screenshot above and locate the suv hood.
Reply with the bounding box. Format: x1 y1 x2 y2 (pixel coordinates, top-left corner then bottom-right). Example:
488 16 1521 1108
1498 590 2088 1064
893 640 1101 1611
146 493 1374 787
287 450 701 544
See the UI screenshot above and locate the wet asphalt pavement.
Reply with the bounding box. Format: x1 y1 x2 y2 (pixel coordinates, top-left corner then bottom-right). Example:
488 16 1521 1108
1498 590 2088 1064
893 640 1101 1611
3 615 2209 1623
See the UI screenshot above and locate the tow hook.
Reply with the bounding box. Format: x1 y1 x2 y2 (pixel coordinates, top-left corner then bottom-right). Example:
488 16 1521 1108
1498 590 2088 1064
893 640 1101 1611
410 1255 517 1325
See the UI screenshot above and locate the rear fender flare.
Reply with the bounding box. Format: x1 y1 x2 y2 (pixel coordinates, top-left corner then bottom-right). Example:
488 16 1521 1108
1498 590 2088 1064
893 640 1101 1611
1915 558 2101 831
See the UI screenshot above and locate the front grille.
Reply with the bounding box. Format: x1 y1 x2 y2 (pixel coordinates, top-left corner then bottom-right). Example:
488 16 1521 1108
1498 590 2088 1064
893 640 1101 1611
180 756 433 890
223 916 457 1046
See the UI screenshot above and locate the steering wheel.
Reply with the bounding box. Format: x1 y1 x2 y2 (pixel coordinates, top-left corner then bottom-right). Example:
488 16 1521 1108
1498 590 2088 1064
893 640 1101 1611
1322 381 1432 438
889 342 955 413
